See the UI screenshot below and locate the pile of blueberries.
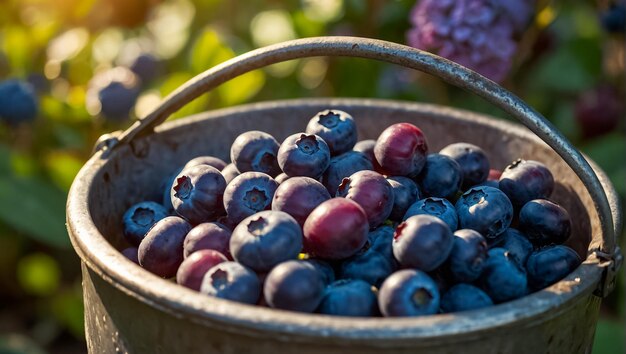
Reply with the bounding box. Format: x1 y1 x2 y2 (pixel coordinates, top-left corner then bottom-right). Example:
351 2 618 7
120 109 581 317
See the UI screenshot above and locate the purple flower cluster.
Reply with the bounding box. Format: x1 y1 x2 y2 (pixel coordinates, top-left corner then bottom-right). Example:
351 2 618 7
407 0 535 83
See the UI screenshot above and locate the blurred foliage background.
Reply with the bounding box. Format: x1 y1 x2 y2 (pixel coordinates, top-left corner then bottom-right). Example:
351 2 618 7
0 0 623 353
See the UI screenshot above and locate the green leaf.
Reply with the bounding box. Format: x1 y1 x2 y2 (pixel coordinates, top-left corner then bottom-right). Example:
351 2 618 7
17 253 61 296
593 318 625 354
581 133 626 196
160 72 211 120
528 46 596 93
51 286 85 339
2 26 33 75
44 151 84 191
217 69 265 106
189 29 224 75
0 176 69 248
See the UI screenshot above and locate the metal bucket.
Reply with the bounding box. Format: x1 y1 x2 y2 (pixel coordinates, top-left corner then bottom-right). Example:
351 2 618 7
66 37 622 354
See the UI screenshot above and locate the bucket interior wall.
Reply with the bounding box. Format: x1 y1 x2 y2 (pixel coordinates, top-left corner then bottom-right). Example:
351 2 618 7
87 100 595 263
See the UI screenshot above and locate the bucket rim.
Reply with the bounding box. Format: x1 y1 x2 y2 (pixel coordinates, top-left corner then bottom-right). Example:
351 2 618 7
67 98 614 341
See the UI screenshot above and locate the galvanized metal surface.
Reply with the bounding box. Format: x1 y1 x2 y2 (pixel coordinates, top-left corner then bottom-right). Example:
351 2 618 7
105 37 619 264
68 99 620 353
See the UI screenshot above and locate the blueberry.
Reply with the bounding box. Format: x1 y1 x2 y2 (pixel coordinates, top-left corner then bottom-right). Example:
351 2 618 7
138 216 191 278
0 79 38 124
303 198 369 260
275 173 290 184
129 53 162 84
378 269 440 317
374 122 428 177
526 245 581 290
271 176 331 226
317 279 379 317
479 248 527 303
353 139 376 164
336 170 395 229
183 156 228 171
440 284 493 313
519 199 571 247
171 165 227 225
122 201 169 246
223 172 278 225
302 259 336 285
387 176 420 221
230 131 281 176
200 261 261 304
337 245 396 287
322 151 373 194
416 154 463 199
183 222 232 259
601 4 626 33
367 225 396 259
221 163 240 184
230 210 302 272
488 228 533 266
498 159 554 209
263 260 325 313
471 180 500 190
404 197 458 231
121 247 139 264
392 215 454 272
277 133 330 178
306 109 357 156
455 186 513 239
97 81 139 122
440 142 490 190
176 249 227 291
446 229 488 283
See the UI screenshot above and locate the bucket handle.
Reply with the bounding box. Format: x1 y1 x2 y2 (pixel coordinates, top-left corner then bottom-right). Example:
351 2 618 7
100 36 621 295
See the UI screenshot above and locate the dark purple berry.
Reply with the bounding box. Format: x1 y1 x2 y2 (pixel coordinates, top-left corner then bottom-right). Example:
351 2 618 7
479 248 527 303
223 172 278 225
374 122 428 177
440 142 490 189
526 245 581 290
392 215 454 272
176 249 227 291
322 151 373 194
336 170 395 229
575 85 623 139
498 159 554 208
122 201 168 246
183 222 232 259
305 109 357 156
271 176 331 226
404 197 458 231
601 4 626 33
121 247 139 264
318 279 379 317
303 198 369 260
378 269 440 317
519 199 571 246
96 81 139 122
230 211 302 272
264 260 325 313
440 284 493 313
416 153 463 199
230 131 281 176
171 165 227 224
277 133 330 178
446 229 488 283
455 186 513 239
387 176 420 221
200 261 261 304
138 216 191 278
